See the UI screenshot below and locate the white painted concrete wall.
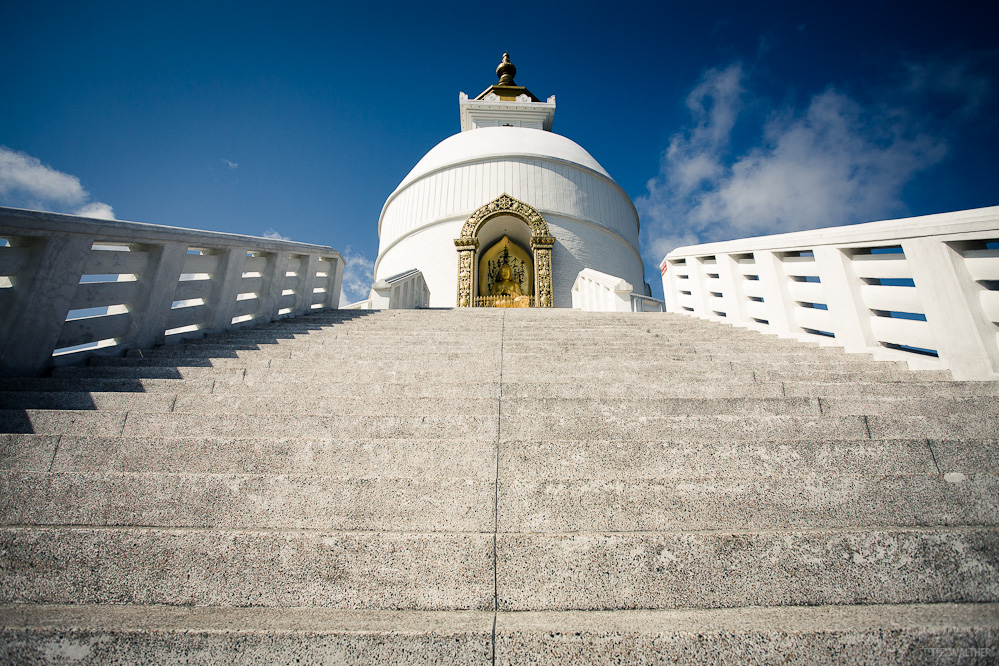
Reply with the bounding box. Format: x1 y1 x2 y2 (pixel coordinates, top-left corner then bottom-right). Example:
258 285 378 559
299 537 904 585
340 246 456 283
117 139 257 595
660 206 999 380
0 207 345 377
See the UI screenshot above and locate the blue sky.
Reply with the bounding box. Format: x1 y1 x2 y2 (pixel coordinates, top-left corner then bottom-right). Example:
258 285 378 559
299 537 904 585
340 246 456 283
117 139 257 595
1 1 995 300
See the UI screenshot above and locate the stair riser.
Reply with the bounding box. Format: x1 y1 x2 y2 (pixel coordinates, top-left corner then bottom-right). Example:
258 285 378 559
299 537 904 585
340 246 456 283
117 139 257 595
2 472 995 532
0 473 495 532
0 528 493 610
497 529 999 611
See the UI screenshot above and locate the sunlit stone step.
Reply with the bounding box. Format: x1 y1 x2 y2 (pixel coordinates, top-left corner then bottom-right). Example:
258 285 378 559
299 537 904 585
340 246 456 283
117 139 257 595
0 472 495 532
0 605 494 666
0 410 499 440
3 603 995 665
0 527 493 610
496 527 999 611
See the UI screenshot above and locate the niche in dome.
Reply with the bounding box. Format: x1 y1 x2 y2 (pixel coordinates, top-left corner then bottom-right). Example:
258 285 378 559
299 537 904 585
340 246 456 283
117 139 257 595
478 235 533 306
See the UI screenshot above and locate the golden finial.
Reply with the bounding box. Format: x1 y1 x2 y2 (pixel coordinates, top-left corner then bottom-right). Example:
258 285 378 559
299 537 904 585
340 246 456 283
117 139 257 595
496 53 517 86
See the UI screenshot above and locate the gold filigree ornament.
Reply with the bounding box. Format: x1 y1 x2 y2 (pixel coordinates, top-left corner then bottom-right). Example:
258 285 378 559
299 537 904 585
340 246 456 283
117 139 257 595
455 194 555 308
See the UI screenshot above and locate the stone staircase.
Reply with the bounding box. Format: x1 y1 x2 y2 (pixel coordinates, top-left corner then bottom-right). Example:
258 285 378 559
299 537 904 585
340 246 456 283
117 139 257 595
1 308 996 664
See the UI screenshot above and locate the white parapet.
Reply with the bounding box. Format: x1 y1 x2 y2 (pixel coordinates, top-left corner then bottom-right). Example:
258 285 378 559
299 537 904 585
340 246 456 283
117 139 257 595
343 269 430 310
0 207 346 377
660 206 999 380
571 267 664 313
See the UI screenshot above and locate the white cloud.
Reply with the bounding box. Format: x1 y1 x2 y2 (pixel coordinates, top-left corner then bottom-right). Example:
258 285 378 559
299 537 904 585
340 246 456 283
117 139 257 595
261 228 291 241
75 202 116 220
0 146 116 219
0 146 86 204
637 59 974 259
340 247 374 304
222 158 238 170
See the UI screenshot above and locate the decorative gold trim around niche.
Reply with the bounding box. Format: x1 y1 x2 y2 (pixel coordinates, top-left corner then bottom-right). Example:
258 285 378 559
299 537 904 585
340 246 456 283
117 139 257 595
454 193 555 307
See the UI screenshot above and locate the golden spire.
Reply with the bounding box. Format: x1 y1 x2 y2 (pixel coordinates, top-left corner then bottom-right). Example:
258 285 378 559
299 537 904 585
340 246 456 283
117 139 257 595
475 53 539 102
496 53 517 86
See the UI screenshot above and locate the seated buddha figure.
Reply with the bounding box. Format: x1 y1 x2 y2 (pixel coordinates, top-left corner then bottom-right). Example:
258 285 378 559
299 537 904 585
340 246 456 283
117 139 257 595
490 264 522 297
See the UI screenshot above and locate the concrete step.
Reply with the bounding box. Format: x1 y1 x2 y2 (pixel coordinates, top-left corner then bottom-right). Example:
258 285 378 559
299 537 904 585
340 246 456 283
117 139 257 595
0 410 499 439
500 438 999 479
2 470 994 532
496 527 999 611
495 474 999 531
499 409 998 441
0 527 493 609
491 603 999 665
2 603 996 665
0 605 494 666
1 526 994 611
0 377 212 394
5 408 991 441
3 435 496 477
7 435 993 478
0 472 494 532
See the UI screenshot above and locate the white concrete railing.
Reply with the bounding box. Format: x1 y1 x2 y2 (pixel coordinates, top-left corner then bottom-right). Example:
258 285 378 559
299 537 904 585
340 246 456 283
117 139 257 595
660 206 999 380
342 269 430 310
572 268 665 313
0 207 345 377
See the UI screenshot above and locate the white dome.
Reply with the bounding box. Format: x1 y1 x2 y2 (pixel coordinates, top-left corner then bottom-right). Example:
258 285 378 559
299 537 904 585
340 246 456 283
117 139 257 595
396 127 612 191
374 126 644 308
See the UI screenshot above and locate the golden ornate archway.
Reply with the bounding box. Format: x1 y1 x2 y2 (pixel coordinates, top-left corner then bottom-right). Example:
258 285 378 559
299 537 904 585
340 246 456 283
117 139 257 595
454 193 555 307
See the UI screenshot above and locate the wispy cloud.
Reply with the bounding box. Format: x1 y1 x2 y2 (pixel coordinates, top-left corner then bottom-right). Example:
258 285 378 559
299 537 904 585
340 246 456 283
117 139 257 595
74 202 116 220
261 228 291 241
340 247 374 304
0 146 115 219
222 158 238 170
638 55 991 260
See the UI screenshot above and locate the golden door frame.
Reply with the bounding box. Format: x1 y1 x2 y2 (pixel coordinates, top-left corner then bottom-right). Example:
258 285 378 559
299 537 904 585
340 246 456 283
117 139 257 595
454 193 555 307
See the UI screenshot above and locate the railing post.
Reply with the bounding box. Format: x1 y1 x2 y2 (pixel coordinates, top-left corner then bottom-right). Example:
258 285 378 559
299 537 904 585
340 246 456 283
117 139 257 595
753 250 798 337
812 246 877 354
204 248 248 335
257 251 291 322
688 256 709 318
0 235 93 376
330 256 345 309
128 242 190 350
660 259 678 313
294 254 319 315
902 237 998 380
715 254 747 326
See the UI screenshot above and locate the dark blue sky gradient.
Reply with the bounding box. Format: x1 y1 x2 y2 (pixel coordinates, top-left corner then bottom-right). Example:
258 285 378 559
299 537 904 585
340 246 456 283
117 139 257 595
1 1 995 298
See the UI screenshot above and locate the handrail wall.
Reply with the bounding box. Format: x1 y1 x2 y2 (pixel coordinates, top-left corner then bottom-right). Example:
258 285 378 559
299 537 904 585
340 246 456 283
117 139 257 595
572 267 665 313
660 206 999 380
0 207 345 377
341 269 430 310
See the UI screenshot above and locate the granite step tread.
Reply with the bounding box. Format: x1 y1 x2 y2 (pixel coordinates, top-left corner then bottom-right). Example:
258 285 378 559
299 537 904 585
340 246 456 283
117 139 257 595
4 434 994 476
1 470 995 532
2 409 993 440
0 526 494 609
2 603 996 666
1 526 995 610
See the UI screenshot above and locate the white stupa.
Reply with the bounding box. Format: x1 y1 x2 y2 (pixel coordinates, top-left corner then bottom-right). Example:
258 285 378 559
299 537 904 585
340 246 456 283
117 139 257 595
373 54 644 308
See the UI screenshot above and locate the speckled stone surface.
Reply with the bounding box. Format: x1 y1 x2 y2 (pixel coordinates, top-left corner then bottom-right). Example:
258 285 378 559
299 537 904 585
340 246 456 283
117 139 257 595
0 606 494 665
494 604 999 665
496 528 999 610
0 528 493 609
0 308 997 662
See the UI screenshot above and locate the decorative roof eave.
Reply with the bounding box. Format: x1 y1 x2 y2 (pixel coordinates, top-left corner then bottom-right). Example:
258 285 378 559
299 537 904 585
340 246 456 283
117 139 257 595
458 93 556 132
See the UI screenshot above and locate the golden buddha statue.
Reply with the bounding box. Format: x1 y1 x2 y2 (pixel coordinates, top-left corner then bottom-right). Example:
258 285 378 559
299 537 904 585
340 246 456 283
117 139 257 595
490 264 522 297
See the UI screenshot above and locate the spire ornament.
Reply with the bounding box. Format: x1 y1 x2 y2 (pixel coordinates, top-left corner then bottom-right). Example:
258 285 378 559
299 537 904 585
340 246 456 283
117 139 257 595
496 53 517 86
